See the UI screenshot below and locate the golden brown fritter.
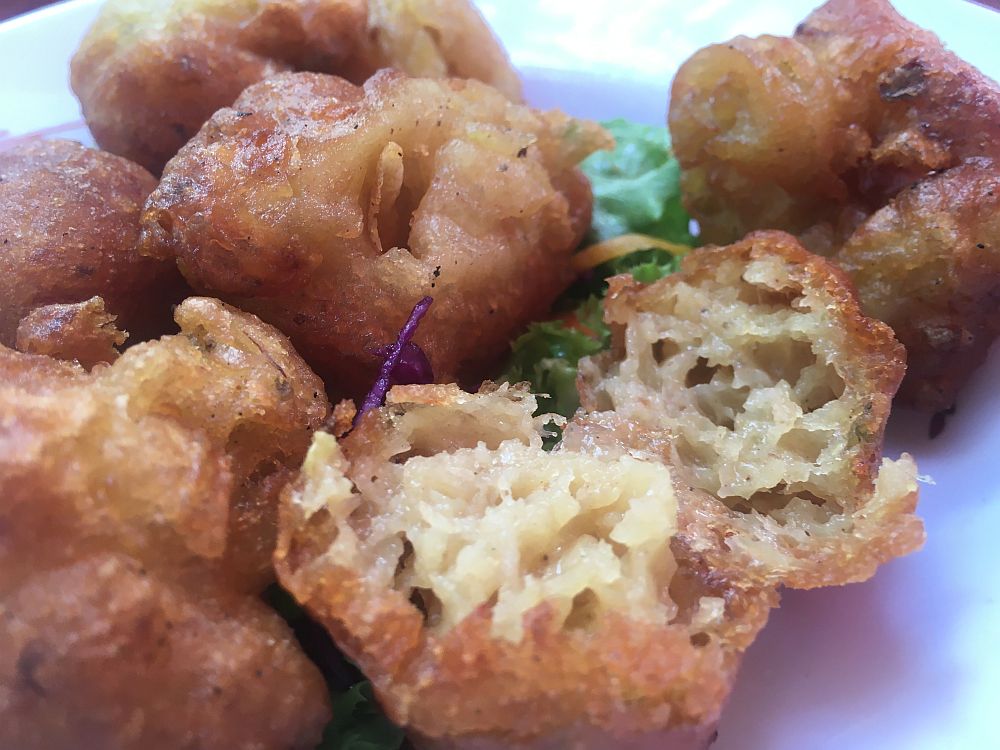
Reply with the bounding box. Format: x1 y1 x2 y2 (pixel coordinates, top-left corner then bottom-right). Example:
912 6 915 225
70 0 522 174
836 160 1000 408
0 139 186 346
276 384 776 749
16 296 127 368
142 71 609 398
668 0 1000 408
669 0 1000 247
0 297 331 748
578 232 924 590
0 296 330 593
0 553 329 750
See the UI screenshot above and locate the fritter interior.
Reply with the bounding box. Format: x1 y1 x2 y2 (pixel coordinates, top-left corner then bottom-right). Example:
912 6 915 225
579 232 923 589
277 384 775 749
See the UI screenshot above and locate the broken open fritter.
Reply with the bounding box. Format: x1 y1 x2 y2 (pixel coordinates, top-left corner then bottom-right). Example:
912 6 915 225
0 139 186 347
578 231 923 590
142 71 609 398
668 0 1000 408
276 384 775 749
71 0 522 173
0 297 331 748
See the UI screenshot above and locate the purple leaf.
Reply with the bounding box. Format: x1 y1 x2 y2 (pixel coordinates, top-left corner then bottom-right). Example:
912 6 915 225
356 296 433 423
374 342 434 387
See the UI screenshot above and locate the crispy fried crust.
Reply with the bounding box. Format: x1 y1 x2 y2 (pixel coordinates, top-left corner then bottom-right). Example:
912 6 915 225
0 139 186 346
836 159 1000 408
0 296 329 592
0 553 328 750
668 0 1000 407
142 71 609 398
70 0 521 173
0 297 332 747
276 384 775 748
15 296 127 368
578 231 923 589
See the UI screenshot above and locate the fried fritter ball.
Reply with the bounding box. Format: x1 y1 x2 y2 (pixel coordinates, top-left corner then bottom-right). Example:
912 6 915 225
142 71 609 398
668 0 1000 408
0 139 186 346
0 296 330 592
16 296 127 368
835 159 1000 407
578 231 924 590
670 0 1000 246
1 553 328 750
276 383 776 749
0 297 331 748
70 0 522 173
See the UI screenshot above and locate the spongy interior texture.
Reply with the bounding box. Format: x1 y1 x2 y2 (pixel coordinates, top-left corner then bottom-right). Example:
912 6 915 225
587 253 856 520
296 392 682 643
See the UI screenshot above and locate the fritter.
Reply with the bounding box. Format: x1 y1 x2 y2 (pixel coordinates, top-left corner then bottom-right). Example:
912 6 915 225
836 160 1000 408
142 71 610 398
0 139 186 346
668 0 1000 408
669 0 1000 247
70 0 522 173
0 297 331 748
16 296 127 369
1 553 328 750
276 383 776 749
0 296 330 593
578 231 924 590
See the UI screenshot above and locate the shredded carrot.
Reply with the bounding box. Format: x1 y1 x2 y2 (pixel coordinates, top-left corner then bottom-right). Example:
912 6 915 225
571 233 690 273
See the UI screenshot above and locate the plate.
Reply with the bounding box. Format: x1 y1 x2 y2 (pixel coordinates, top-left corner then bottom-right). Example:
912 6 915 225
1 2 998 748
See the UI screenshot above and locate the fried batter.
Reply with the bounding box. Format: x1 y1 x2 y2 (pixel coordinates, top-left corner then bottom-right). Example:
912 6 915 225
276 384 775 749
0 296 330 592
71 0 522 173
1 553 328 750
578 231 924 590
0 297 331 748
0 139 186 346
142 71 609 398
668 0 1000 408
16 296 127 368
836 160 1000 407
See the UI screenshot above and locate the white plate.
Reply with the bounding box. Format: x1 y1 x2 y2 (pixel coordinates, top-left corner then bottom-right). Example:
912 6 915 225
2 2 998 749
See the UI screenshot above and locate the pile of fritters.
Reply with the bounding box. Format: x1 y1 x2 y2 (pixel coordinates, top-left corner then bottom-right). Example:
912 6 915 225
669 0 1000 408
71 0 522 173
0 297 331 749
10 0 988 746
273 230 923 747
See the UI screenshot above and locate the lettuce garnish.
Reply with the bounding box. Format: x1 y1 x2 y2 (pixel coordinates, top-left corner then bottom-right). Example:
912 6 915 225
317 682 405 750
501 120 692 423
584 118 694 245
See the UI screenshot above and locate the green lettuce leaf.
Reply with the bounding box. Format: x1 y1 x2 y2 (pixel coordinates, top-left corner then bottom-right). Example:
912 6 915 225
500 306 608 421
581 118 693 245
500 119 691 435
317 682 405 750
